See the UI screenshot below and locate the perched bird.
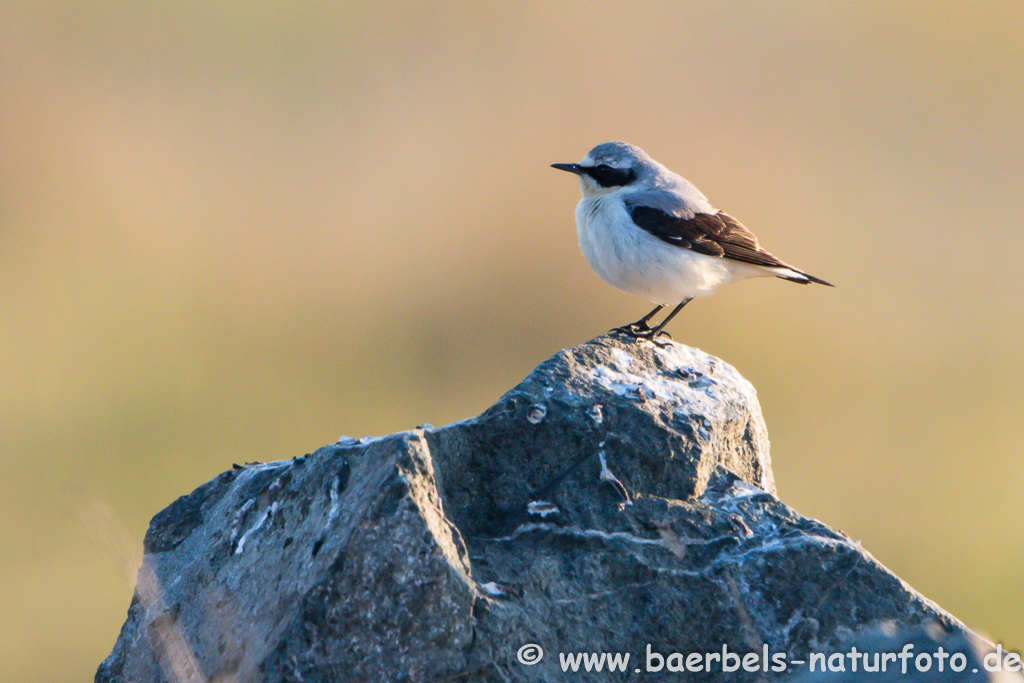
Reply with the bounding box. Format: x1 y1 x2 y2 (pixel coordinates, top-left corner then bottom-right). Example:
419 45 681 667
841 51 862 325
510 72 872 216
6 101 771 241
552 142 832 341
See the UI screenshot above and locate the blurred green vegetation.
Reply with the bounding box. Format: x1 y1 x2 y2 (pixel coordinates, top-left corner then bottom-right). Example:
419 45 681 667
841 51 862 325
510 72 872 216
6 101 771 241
1 2 1021 680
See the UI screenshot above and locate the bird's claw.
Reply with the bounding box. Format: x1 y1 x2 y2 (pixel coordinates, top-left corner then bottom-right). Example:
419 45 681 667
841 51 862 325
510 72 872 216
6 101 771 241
609 323 674 347
631 329 674 347
610 324 642 337
609 321 655 338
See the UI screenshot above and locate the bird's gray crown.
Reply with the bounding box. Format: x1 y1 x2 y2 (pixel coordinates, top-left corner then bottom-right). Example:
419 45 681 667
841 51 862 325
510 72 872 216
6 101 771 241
552 141 678 195
583 141 650 169
567 141 655 191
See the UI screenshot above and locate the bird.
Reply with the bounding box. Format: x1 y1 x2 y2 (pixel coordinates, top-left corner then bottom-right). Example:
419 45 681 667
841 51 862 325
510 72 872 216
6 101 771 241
552 142 833 341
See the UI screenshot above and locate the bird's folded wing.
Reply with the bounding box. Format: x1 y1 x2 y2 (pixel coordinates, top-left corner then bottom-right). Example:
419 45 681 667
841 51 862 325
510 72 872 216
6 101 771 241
625 192 791 269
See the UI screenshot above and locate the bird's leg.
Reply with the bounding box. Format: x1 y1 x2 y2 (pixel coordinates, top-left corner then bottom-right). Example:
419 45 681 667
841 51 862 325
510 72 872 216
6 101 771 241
610 305 664 337
634 298 692 345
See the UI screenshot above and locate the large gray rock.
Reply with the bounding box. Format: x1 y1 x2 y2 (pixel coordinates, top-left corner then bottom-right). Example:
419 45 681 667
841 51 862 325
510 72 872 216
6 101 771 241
96 335 979 683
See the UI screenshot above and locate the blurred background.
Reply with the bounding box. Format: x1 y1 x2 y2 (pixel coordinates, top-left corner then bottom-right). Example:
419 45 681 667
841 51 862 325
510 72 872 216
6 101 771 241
2 2 1022 680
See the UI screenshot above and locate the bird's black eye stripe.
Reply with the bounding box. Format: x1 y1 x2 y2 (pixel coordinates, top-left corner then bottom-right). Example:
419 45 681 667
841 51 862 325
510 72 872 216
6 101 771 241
581 164 636 188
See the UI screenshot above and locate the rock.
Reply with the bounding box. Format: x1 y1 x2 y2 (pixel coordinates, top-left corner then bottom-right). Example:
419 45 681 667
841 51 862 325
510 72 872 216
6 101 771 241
95 335 977 683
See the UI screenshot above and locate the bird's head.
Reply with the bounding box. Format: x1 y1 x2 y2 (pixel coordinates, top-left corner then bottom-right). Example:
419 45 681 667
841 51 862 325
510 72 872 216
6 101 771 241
551 141 650 197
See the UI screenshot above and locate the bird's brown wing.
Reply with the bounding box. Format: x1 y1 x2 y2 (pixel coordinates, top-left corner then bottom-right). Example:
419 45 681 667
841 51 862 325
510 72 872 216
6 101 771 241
626 193 833 286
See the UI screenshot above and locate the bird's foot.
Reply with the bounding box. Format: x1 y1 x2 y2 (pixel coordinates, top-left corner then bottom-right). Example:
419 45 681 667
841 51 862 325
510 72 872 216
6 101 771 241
610 324 642 337
632 329 674 347
609 320 655 338
609 323 675 347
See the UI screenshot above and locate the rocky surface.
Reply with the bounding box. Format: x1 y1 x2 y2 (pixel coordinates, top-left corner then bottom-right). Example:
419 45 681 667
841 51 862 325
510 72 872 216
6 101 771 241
96 335 987 683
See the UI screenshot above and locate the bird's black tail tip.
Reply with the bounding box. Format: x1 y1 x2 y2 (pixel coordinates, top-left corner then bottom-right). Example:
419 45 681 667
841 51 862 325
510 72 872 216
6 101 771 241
779 272 835 287
803 273 835 287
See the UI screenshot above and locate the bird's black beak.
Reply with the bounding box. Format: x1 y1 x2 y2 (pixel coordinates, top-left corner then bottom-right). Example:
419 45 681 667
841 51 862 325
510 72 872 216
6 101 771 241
551 163 584 175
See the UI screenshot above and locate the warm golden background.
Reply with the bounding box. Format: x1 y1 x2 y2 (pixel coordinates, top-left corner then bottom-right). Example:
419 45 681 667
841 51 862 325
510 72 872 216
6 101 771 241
2 2 1021 680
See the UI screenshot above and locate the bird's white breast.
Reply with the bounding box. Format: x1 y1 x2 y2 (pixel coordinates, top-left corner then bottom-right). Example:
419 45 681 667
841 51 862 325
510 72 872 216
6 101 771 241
575 194 767 305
